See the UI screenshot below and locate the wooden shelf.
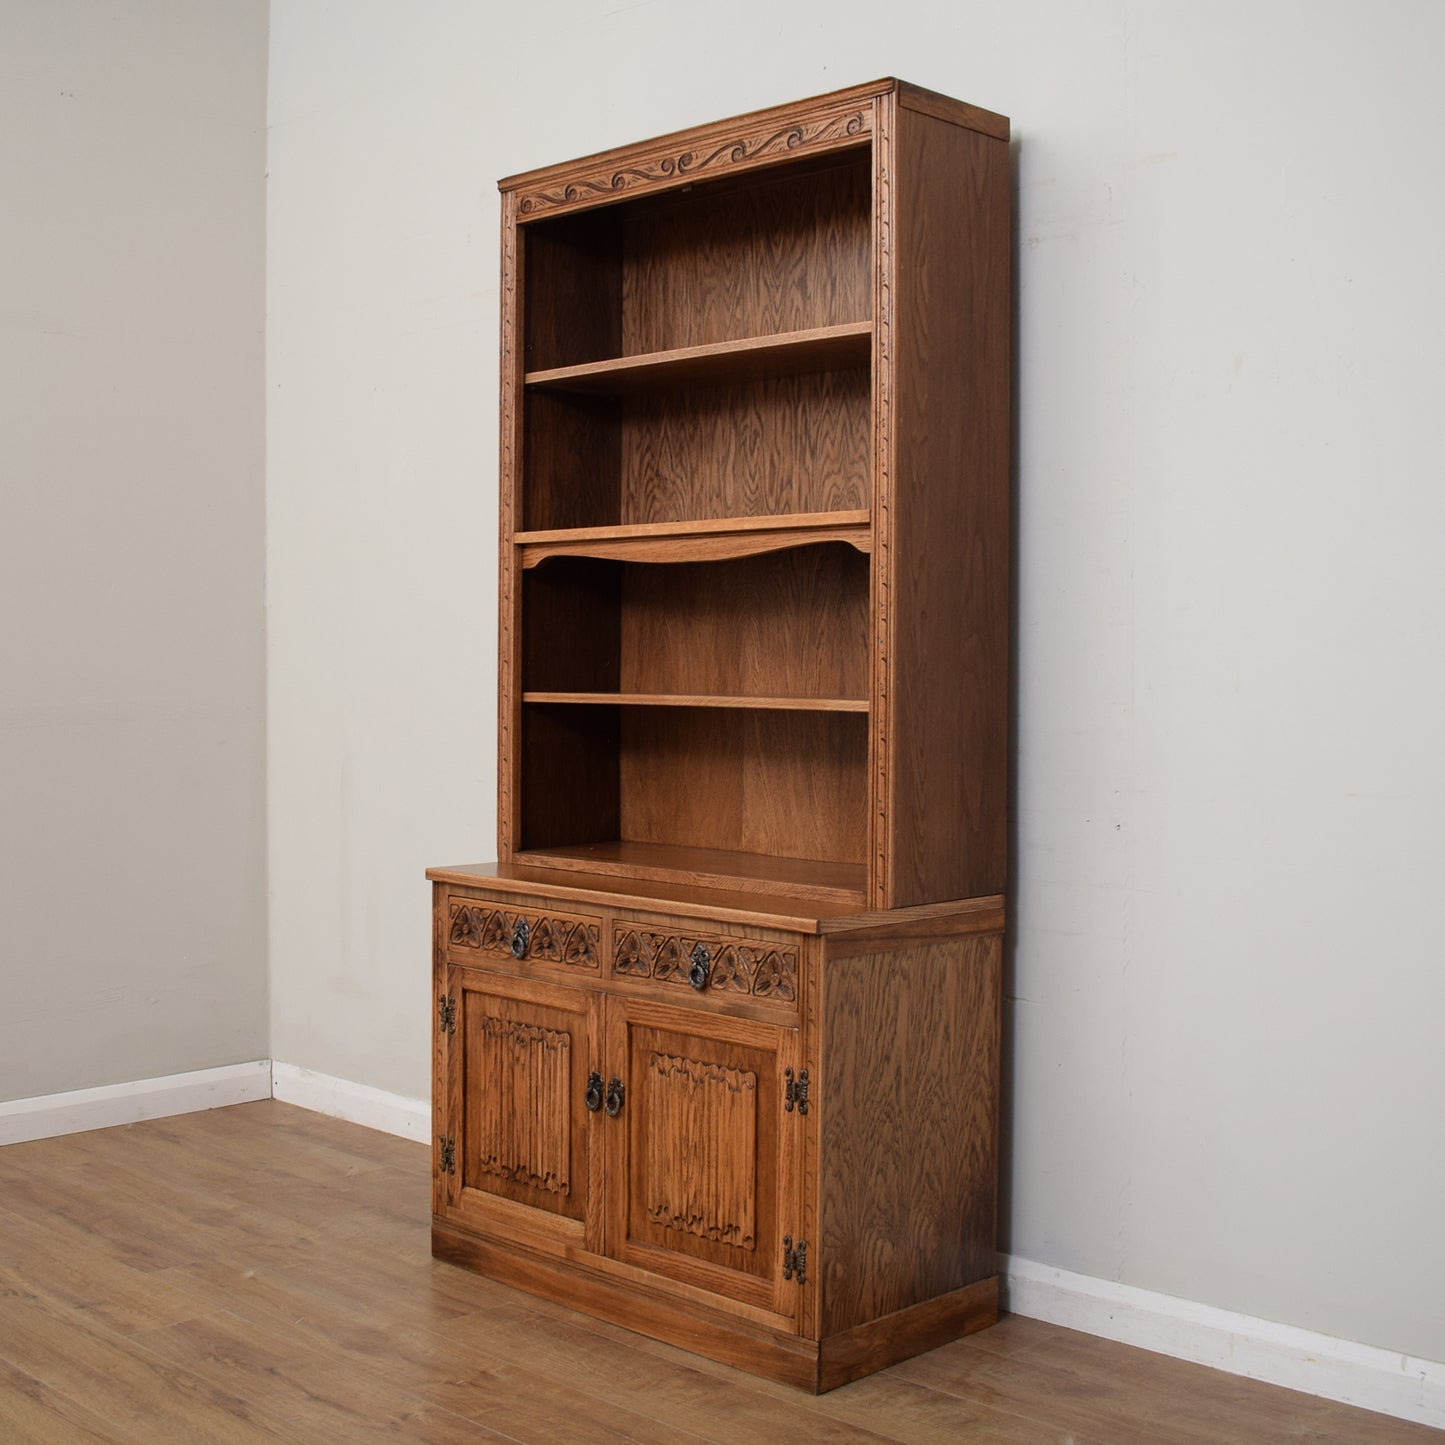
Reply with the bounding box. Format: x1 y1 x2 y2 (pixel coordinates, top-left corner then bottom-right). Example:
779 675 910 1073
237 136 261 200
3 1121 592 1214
509 840 867 905
523 692 868 712
523 321 872 394
517 510 869 567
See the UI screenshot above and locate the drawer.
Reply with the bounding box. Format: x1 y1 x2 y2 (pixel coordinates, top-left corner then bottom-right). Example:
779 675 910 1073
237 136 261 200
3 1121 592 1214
443 891 602 975
610 919 801 1011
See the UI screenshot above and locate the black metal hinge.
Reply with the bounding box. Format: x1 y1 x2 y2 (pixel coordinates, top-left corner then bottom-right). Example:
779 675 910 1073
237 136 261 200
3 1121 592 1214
782 1234 808 1285
438 994 456 1034
439 1137 456 1175
784 1067 809 1115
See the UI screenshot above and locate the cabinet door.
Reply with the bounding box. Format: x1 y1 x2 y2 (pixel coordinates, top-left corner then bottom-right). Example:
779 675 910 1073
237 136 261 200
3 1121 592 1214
441 966 602 1253
604 997 803 1323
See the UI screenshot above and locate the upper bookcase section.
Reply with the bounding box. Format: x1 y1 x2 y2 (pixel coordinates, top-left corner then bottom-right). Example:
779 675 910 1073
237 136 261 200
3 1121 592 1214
495 80 1013 909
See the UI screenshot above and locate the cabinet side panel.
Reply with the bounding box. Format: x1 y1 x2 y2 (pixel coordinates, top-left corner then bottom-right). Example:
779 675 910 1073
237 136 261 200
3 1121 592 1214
520 703 620 849
522 207 622 370
885 112 1010 906
818 933 1001 1335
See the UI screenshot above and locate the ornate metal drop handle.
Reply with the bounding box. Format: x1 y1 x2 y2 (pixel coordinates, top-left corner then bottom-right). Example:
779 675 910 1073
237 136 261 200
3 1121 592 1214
584 1070 604 1113
604 1076 625 1118
688 941 711 991
510 918 529 958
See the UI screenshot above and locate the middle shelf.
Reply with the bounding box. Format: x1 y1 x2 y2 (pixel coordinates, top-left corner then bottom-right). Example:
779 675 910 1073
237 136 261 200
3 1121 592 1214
523 321 873 394
522 692 868 712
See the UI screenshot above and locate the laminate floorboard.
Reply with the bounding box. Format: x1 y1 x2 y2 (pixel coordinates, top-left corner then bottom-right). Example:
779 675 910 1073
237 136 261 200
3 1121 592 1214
0 1101 1434 1443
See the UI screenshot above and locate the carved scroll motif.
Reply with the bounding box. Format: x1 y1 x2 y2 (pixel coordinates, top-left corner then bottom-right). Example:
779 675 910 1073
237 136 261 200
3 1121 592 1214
516 106 871 217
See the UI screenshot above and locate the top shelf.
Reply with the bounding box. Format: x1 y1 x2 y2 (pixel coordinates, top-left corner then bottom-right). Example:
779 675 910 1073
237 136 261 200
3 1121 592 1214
523 321 873 395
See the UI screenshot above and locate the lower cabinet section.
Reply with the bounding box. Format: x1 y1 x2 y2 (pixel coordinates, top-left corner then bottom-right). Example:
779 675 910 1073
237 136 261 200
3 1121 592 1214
430 872 1005 1392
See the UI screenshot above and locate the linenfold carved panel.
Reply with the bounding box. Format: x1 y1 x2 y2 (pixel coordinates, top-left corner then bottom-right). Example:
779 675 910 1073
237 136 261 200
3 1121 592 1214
515 103 871 218
449 900 601 971
643 1051 757 1249
471 1015 572 1196
612 925 797 1004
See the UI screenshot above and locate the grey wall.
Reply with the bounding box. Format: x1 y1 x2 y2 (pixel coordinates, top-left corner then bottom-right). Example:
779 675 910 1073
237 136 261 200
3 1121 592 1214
0 0 269 1098
264 0 1445 1366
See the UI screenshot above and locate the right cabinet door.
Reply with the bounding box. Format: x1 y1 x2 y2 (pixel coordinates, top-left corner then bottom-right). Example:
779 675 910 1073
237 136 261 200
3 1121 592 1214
604 996 804 1324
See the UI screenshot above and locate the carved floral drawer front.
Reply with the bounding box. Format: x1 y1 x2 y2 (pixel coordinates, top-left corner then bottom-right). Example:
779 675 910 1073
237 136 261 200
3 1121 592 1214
611 923 799 1008
446 895 602 972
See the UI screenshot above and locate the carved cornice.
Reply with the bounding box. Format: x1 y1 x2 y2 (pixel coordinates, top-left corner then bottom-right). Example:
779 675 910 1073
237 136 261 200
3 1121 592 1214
515 103 872 219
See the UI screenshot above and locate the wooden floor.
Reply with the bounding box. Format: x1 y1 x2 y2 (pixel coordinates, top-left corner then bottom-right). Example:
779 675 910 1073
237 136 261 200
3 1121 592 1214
0 1102 1433 1444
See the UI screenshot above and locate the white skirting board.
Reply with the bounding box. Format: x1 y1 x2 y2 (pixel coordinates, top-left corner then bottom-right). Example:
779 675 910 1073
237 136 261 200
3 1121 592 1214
4 1064 1439 1428
1002 1254 1445 1431
0 1059 426 1147
269 1060 429 1142
0 1060 272 1145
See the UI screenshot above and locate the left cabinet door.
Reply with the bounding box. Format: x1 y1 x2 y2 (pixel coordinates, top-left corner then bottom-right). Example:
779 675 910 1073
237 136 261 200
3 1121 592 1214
437 966 603 1254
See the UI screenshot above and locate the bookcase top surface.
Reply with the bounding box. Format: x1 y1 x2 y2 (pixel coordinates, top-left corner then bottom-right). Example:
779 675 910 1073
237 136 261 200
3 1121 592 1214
498 78 1009 208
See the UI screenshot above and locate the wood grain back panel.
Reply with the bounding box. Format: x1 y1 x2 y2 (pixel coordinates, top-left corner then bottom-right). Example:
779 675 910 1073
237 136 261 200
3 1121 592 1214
618 368 869 525
621 153 872 354
818 932 1002 1335
523 368 869 533
619 545 869 701
619 708 868 866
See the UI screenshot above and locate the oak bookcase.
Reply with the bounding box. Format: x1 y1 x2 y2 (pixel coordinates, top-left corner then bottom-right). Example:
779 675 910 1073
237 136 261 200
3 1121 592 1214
428 77 1011 1392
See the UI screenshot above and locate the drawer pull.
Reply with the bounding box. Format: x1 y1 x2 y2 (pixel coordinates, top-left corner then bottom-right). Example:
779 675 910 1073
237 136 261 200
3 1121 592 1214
604 1076 625 1118
688 942 711 991
510 918 530 958
584 1070 604 1113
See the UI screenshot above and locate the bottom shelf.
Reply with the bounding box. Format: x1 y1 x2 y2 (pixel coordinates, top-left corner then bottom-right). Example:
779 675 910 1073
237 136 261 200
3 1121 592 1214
509 840 866 906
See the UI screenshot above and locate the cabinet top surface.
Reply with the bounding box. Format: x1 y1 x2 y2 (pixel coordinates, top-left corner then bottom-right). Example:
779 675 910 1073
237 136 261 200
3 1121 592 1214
427 861 1003 937
497 78 1009 199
